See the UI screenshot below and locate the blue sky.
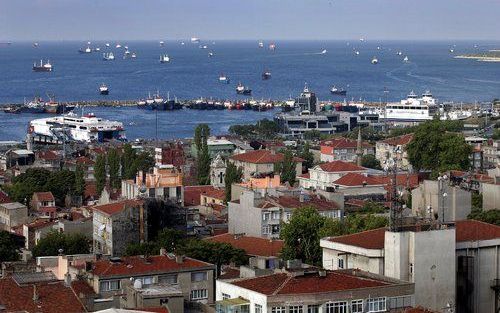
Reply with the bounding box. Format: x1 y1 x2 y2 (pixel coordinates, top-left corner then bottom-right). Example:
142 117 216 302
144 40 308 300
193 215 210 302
1 0 500 41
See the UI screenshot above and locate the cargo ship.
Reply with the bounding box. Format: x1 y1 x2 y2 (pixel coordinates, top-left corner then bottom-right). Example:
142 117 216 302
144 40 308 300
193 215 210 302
32 60 53 72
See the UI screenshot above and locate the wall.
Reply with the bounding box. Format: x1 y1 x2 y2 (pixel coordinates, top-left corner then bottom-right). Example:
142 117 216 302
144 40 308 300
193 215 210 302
228 191 262 237
216 280 268 313
483 183 500 210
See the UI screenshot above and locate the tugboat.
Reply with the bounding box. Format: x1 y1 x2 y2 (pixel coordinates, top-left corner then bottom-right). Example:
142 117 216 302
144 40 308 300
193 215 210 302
99 83 109 95
371 56 379 64
79 46 92 54
32 59 53 72
22 97 46 113
219 73 230 84
236 83 252 95
330 86 347 96
160 54 170 63
103 52 115 61
261 69 271 80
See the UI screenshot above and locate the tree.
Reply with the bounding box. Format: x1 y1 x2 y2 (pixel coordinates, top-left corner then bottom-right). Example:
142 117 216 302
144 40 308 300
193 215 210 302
276 150 296 186
0 231 23 262
468 208 500 226
107 148 121 189
121 143 137 179
74 164 86 198
228 119 280 140
225 162 243 202
303 130 321 141
471 192 482 209
407 119 471 175
32 231 91 257
361 154 382 170
298 142 314 170
280 207 326 265
195 124 211 185
94 154 106 195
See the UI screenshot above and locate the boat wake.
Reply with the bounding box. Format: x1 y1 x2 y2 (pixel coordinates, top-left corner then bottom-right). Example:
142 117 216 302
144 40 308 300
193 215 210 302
466 78 500 85
386 65 411 83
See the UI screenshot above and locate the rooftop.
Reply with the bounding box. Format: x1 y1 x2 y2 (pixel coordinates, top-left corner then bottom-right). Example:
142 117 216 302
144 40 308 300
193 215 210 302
93 199 142 216
91 255 213 278
317 161 366 173
33 191 55 202
230 150 303 164
321 138 372 149
230 269 392 296
333 173 385 187
206 234 284 257
264 195 340 211
0 202 26 210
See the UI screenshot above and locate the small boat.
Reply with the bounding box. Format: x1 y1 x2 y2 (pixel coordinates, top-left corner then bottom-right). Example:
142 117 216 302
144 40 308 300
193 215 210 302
199 45 208 49
377 46 381 50
219 73 230 84
258 40 264 48
159 54 170 63
403 56 409 62
33 42 39 48
397 51 402 56
32 59 53 72
99 83 109 95
208 52 214 57
371 56 378 64
103 52 115 60
123 49 131 59
330 86 347 96
354 50 360 55
160 41 165 46
116 44 122 48
181 42 185 45
269 43 276 51
449 48 454 53
105 43 110 47
131 52 137 58
320 49 327 54
191 37 200 43
79 46 92 54
3 106 20 114
262 69 271 80
95 47 101 52
236 83 252 95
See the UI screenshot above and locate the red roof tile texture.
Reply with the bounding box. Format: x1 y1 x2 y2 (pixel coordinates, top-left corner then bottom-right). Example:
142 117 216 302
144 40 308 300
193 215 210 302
232 270 389 295
318 161 366 172
328 228 386 250
334 173 385 187
206 234 284 257
91 255 213 278
0 190 11 204
184 185 219 206
32 191 55 202
230 150 303 164
92 199 142 216
321 138 373 149
0 278 86 313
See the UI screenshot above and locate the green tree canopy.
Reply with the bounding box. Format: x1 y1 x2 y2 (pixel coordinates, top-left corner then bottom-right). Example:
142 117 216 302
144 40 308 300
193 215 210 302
94 154 106 195
74 164 86 198
407 119 471 175
276 149 297 186
0 231 23 262
298 142 314 170
32 231 91 257
228 119 280 140
107 148 121 189
225 162 243 203
361 154 382 170
468 208 500 226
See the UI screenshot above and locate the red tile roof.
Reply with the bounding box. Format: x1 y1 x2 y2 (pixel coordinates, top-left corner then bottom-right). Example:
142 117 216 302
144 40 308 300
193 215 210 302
318 161 366 173
84 182 97 199
218 267 241 280
267 195 340 211
37 150 60 161
202 188 226 201
71 279 96 297
328 228 386 250
298 173 310 179
321 138 372 149
0 190 11 204
232 270 390 295
334 173 385 187
139 308 169 313
184 185 219 206
0 277 86 313
91 255 213 278
32 191 55 202
25 219 57 230
381 134 414 146
455 220 500 242
92 199 142 216
230 150 303 164
206 234 284 257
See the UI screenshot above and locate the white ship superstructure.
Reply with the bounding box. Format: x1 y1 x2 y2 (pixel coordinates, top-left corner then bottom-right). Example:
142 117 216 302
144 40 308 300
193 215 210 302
28 112 126 143
383 91 438 122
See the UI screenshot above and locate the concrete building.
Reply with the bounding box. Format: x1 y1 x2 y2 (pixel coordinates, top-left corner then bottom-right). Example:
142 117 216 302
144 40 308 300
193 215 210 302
30 191 56 211
0 202 27 231
320 138 374 162
320 220 500 313
298 160 367 190
216 267 415 313
154 143 185 168
483 140 500 168
64 156 95 180
120 280 184 313
229 150 303 181
482 182 500 210
375 134 413 171
54 216 93 237
411 180 472 222
228 190 341 239
122 165 183 204
92 199 146 256
210 153 226 188
191 138 236 158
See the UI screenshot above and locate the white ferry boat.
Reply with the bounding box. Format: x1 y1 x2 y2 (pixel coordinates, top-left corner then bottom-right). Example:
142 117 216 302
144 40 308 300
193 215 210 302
28 112 126 143
383 91 438 122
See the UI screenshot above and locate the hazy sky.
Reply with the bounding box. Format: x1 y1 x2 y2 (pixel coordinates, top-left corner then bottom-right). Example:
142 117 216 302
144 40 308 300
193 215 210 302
1 0 500 41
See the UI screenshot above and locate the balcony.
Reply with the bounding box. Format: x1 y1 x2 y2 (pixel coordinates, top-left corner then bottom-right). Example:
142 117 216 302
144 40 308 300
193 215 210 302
216 298 250 313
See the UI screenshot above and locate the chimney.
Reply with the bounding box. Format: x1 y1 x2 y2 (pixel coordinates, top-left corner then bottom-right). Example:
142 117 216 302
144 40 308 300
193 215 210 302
33 285 39 302
160 247 167 256
64 271 71 287
175 255 184 264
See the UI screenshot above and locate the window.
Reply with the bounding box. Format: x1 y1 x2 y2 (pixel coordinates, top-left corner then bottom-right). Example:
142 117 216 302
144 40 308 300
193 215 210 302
222 293 231 300
190 289 208 300
158 274 177 284
99 280 120 291
389 296 412 309
367 297 386 312
289 306 303 313
326 302 347 313
351 300 363 313
337 258 344 269
191 271 207 282
271 307 286 313
307 305 319 313
271 211 280 220
262 225 270 235
255 304 262 313
140 276 154 286
262 213 270 221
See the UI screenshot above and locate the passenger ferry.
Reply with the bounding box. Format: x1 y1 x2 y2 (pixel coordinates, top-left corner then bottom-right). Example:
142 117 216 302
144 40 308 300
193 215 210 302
28 112 126 143
383 91 439 122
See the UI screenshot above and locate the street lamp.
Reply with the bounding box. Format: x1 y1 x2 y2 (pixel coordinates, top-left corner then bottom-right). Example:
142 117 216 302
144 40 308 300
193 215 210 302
437 175 448 223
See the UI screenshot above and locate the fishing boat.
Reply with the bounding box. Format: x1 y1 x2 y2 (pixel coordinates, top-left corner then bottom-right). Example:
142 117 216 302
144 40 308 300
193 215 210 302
159 54 170 63
123 49 131 59
160 41 165 46
131 52 137 58
33 42 39 48
21 97 46 114
236 83 252 95
371 56 379 64
269 43 276 51
191 37 200 43
320 49 327 54
103 52 115 61
99 83 109 95
262 69 272 80
154 91 164 104
403 56 409 62
330 86 347 96
219 73 230 84
32 59 53 72
79 46 92 54
208 52 214 57
258 41 264 48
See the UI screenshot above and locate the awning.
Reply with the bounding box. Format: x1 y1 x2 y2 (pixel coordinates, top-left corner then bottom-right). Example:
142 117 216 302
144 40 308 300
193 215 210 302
216 298 250 307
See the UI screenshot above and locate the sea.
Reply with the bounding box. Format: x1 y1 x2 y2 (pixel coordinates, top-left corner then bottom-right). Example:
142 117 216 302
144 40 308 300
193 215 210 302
0 40 499 141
